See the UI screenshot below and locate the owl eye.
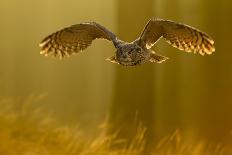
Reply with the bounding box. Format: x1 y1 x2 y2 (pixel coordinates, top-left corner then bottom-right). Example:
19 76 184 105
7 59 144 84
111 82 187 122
128 49 133 55
136 48 141 51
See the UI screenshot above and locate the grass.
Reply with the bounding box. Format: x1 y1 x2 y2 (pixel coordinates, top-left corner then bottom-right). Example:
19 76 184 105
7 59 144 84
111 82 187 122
0 95 231 155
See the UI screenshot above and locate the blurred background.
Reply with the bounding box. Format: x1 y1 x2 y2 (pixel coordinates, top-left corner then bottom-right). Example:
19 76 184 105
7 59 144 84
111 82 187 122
0 0 232 153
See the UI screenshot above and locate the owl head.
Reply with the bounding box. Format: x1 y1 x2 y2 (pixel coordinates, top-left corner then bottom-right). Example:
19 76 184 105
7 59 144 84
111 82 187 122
116 44 144 66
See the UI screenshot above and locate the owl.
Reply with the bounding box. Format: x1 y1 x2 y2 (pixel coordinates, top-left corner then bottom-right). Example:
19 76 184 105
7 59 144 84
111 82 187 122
39 18 215 66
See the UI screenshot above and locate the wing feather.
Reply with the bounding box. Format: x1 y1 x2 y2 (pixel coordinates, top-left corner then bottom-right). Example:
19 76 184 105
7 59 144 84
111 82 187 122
138 18 215 55
39 22 117 58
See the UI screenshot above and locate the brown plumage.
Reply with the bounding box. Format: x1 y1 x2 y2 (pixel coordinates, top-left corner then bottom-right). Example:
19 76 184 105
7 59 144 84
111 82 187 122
39 18 215 66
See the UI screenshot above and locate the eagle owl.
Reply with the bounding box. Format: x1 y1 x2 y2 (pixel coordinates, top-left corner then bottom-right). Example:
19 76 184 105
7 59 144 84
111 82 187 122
39 18 215 66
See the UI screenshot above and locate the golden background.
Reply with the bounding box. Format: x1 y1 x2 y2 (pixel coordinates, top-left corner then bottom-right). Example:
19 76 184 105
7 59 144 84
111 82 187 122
0 0 231 154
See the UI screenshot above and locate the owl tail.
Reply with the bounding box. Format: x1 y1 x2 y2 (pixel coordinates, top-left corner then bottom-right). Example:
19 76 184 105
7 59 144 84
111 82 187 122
105 55 119 64
149 52 169 63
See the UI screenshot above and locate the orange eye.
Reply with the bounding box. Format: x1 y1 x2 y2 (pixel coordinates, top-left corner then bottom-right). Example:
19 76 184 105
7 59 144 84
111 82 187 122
128 49 133 55
136 48 140 52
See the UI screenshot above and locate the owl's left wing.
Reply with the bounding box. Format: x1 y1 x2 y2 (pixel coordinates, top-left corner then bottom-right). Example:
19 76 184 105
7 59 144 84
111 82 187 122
138 18 215 55
39 22 118 58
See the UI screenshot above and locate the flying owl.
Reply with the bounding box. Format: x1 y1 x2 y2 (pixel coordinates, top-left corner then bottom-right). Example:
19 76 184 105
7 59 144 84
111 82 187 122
39 18 215 66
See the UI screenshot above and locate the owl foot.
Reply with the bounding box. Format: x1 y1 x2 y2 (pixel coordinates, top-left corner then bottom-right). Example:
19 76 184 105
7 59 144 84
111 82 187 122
106 55 119 64
149 53 169 63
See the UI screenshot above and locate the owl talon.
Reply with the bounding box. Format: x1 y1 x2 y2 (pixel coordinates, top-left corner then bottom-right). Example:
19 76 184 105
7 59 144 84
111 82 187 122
106 56 119 64
149 53 169 63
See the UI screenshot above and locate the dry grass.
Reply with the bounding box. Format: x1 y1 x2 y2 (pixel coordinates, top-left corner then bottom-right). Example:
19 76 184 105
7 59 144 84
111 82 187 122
0 95 231 155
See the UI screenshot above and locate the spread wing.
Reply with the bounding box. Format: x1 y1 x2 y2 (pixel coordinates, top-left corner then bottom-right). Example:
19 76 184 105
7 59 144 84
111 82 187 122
138 18 215 55
39 22 118 58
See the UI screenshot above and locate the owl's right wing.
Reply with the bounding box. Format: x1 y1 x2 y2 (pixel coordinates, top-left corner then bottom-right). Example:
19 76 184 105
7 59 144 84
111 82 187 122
138 18 215 55
39 22 118 58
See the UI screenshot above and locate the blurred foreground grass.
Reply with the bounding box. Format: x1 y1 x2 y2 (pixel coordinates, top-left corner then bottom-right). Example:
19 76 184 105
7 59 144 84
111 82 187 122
0 95 231 155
